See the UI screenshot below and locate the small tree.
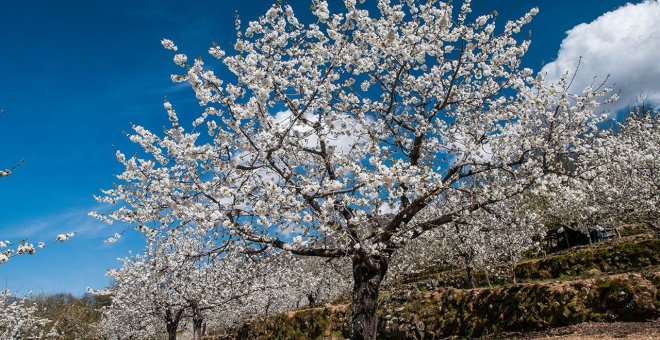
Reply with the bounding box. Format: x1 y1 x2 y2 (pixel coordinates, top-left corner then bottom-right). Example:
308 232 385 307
103 233 232 340
30 293 107 340
104 252 185 340
96 1 614 338
0 291 57 339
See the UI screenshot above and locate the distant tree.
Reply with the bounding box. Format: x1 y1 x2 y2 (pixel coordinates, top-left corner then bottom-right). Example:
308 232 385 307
101 228 350 340
389 192 544 288
30 293 108 340
101 230 263 340
0 290 57 339
537 106 659 236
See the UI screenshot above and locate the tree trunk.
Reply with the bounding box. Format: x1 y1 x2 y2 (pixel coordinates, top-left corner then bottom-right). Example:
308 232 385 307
165 309 182 340
511 262 517 285
307 292 317 307
464 255 475 288
264 295 272 316
192 308 204 340
350 254 388 340
166 322 178 340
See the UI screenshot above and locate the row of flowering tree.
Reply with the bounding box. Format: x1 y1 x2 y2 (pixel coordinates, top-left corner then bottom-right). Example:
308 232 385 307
538 108 659 235
97 229 351 339
390 192 546 288
93 1 655 339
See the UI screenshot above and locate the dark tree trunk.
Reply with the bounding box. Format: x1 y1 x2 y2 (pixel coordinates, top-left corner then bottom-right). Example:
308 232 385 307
350 254 388 340
166 323 178 340
511 262 517 285
165 308 183 340
466 265 475 288
307 292 317 307
464 255 475 288
192 308 204 340
264 295 272 316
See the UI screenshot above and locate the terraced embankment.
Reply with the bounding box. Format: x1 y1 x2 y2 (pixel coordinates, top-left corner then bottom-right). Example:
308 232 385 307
206 234 659 339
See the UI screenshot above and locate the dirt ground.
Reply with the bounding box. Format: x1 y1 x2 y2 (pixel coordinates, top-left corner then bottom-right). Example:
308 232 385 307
506 320 660 339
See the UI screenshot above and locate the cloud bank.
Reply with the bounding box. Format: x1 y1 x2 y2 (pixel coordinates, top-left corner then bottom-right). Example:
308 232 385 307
542 0 660 111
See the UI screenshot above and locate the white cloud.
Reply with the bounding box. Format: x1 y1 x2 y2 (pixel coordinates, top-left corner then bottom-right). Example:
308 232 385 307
2 206 108 241
542 0 660 111
377 201 400 216
271 110 367 156
446 132 494 165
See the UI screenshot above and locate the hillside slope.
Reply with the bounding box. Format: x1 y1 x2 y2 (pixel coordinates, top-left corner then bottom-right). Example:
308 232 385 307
205 234 659 339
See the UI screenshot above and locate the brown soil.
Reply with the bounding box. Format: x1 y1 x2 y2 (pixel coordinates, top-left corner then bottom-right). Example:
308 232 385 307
509 319 660 339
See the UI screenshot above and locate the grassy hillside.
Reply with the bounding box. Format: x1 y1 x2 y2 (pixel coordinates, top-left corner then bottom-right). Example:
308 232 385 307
400 233 659 290
206 232 659 339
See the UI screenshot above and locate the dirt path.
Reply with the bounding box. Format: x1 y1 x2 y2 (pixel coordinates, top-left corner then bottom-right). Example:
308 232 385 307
510 320 660 339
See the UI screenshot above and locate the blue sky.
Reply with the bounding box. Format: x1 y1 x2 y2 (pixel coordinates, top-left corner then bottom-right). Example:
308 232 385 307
0 0 655 295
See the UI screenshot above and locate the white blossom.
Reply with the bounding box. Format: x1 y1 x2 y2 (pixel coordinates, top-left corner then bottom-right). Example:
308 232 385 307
95 1 623 337
173 53 187 67
161 38 178 51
